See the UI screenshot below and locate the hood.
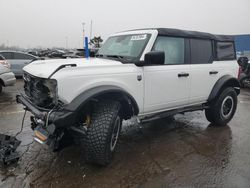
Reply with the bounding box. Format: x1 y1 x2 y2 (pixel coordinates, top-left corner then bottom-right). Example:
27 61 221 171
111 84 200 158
23 58 123 78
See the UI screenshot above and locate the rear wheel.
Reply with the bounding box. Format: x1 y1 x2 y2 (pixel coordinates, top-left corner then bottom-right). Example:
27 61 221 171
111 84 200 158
205 87 237 126
83 100 122 166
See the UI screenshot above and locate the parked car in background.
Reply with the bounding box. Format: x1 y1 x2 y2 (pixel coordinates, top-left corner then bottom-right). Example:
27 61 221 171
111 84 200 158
0 51 39 76
0 56 16 93
28 50 39 57
48 49 66 58
0 55 10 69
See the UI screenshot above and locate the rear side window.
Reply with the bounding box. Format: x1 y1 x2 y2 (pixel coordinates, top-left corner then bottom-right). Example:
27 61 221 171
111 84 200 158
216 42 235 60
13 53 34 60
153 36 185 65
190 39 213 64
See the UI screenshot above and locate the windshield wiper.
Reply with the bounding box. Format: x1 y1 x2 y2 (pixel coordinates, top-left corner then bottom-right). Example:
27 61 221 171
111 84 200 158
106 55 124 60
96 54 130 63
95 54 104 57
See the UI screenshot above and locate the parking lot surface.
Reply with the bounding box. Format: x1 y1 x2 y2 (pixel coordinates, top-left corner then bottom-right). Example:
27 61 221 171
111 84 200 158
1 79 250 188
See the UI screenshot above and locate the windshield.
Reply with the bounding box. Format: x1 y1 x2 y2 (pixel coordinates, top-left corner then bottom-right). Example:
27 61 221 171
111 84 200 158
97 34 151 62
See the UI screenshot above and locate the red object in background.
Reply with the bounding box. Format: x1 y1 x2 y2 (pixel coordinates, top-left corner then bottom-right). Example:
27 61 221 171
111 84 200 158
238 66 243 79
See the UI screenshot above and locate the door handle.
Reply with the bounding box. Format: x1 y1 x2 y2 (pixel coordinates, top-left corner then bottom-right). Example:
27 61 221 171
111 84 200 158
209 71 218 75
178 73 189 77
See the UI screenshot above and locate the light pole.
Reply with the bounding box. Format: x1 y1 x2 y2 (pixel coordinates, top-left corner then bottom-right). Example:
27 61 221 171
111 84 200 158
82 22 85 49
90 20 93 42
65 36 68 49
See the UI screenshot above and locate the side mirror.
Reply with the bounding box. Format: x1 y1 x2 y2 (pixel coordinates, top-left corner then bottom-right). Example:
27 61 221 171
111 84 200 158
144 51 165 65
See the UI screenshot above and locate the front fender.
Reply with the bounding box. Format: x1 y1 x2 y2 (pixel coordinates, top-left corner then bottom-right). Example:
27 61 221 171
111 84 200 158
64 85 139 115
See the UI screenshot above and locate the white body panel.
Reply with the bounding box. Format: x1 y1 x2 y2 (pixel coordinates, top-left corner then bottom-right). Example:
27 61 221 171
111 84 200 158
143 64 190 114
189 61 239 104
24 58 145 113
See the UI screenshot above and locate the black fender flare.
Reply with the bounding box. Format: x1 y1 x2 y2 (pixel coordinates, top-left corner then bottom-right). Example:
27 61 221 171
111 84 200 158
208 75 240 102
64 85 139 116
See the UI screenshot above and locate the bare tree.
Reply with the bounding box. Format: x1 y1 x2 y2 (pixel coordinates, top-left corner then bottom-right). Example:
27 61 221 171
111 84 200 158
89 36 103 48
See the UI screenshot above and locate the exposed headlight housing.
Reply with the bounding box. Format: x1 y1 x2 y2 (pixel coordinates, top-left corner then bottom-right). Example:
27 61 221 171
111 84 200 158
24 72 58 109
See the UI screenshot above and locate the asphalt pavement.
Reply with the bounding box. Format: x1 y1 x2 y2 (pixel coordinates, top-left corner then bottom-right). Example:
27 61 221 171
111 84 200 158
0 79 250 188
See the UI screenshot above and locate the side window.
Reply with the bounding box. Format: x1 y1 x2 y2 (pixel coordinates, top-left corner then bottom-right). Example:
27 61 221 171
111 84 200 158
216 42 235 60
13 53 34 60
0 55 4 60
0 52 13 59
190 39 213 64
153 36 184 65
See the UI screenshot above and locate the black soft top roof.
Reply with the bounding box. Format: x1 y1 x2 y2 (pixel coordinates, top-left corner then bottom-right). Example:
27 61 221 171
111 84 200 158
157 28 234 42
126 28 234 42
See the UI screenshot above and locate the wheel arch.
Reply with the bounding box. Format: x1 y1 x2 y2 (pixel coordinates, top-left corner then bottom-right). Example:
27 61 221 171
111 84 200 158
0 78 4 86
65 85 139 120
208 75 240 103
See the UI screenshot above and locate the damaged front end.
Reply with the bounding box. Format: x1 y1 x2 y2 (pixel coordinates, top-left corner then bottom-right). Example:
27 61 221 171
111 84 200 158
17 72 77 151
23 72 58 109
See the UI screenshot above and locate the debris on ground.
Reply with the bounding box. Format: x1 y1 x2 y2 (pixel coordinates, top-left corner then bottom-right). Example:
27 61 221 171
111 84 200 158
0 134 21 165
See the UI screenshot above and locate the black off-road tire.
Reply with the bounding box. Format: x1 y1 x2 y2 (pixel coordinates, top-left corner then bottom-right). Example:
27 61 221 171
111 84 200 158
0 84 2 93
205 87 237 126
84 100 122 166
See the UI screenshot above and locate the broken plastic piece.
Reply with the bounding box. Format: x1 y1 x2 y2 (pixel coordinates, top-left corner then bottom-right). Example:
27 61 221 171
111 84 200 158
0 134 21 165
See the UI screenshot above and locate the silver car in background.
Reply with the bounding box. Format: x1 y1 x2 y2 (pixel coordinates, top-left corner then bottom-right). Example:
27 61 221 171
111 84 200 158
0 51 39 77
0 55 16 93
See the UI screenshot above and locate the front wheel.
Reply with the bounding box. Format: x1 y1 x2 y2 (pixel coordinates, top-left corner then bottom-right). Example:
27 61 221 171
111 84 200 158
205 87 237 126
84 100 122 166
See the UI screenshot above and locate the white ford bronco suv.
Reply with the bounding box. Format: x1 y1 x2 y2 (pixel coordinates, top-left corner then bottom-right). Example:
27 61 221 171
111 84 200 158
17 28 240 165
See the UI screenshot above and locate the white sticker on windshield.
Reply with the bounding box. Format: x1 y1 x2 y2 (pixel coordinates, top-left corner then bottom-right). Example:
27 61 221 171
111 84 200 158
131 34 147 41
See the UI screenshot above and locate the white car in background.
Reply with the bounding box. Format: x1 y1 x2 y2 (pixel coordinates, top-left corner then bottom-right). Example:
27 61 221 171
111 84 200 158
0 55 16 93
0 51 39 77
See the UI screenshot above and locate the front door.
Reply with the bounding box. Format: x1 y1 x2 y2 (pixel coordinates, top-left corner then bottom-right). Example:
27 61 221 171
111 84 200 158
143 36 190 114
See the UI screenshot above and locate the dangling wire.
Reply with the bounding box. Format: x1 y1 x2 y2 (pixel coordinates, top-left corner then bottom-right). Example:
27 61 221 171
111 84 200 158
15 109 27 137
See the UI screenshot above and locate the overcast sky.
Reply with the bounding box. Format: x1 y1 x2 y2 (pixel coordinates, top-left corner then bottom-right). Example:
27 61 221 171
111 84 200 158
0 0 250 48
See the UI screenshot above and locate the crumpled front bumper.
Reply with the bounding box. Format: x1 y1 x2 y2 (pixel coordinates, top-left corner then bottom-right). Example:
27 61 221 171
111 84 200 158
16 94 76 129
16 94 77 146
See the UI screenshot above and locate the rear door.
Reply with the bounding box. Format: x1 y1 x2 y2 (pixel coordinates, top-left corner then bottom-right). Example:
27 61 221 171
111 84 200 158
189 39 219 104
143 36 190 114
